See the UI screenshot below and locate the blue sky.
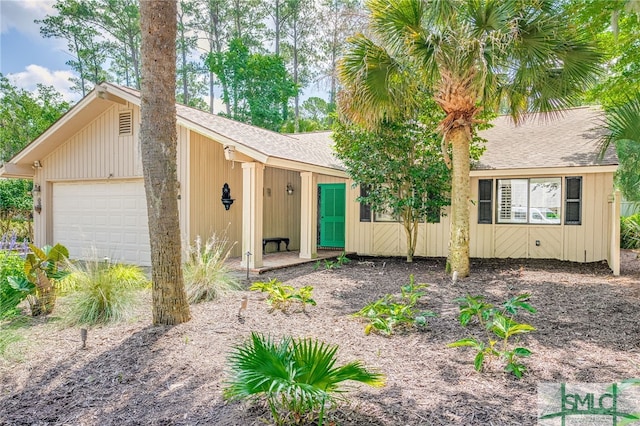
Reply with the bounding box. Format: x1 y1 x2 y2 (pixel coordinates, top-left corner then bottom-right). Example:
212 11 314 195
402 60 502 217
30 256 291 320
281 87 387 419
1 0 79 102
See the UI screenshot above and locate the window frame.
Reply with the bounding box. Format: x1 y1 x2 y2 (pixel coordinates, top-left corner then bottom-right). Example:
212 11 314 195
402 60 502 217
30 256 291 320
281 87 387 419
564 176 582 225
495 177 562 225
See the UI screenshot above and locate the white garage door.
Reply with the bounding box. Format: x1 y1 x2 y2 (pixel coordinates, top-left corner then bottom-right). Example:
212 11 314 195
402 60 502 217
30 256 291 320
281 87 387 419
53 180 151 265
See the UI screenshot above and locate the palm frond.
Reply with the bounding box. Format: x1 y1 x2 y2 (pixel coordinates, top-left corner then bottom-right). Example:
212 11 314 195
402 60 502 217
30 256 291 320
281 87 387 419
599 94 640 158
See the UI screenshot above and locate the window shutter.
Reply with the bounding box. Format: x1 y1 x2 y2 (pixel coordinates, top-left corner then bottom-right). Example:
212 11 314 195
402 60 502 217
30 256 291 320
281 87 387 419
565 177 582 225
119 111 133 136
478 179 493 224
359 185 371 222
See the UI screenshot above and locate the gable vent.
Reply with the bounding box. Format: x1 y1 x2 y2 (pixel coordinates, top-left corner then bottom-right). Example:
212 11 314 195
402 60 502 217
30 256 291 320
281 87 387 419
119 111 133 136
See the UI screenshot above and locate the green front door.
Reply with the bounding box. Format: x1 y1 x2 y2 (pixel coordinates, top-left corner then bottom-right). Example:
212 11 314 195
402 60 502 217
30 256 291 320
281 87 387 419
319 183 345 248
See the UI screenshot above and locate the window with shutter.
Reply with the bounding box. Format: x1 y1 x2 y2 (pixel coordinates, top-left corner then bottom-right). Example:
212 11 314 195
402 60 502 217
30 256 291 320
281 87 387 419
478 179 493 224
359 185 371 222
565 177 582 225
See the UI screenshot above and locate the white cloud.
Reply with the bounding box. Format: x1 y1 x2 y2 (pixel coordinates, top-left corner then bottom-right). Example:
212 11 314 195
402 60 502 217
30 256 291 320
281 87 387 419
1 0 56 37
7 65 79 102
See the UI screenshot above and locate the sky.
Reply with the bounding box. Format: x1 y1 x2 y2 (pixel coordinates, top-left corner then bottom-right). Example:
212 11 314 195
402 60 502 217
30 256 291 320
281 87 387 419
1 0 79 102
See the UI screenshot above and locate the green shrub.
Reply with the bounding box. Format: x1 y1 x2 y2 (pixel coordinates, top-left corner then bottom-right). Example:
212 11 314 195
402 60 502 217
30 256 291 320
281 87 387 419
224 332 385 425
621 214 640 249
183 234 240 303
0 251 27 319
448 294 536 378
353 275 436 336
250 278 316 312
62 259 149 325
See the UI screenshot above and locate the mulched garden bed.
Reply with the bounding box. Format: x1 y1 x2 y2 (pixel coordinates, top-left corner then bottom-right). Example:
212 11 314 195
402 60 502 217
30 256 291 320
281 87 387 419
1 251 639 425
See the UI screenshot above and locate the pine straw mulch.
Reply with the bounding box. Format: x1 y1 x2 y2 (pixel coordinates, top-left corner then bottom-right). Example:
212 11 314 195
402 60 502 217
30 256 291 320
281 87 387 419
1 251 639 426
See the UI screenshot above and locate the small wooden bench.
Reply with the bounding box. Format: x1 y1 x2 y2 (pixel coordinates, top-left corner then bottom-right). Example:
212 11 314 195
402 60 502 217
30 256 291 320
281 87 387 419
262 237 290 254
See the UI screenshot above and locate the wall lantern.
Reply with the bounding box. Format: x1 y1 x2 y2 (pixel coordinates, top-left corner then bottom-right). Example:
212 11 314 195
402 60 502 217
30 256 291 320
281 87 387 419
33 160 42 169
221 183 234 210
223 145 235 161
34 198 42 214
286 183 294 195
32 184 41 195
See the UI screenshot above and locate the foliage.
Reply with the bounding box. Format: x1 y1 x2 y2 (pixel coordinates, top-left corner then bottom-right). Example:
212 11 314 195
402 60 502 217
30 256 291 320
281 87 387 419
8 243 70 316
183 234 240 304
62 259 148 325
338 0 602 276
0 180 33 238
224 332 385 425
621 214 640 250
250 278 316 312
448 294 536 378
353 275 436 336
207 38 298 131
0 75 70 162
314 252 351 271
0 232 30 255
333 116 452 262
599 94 640 202
0 251 28 319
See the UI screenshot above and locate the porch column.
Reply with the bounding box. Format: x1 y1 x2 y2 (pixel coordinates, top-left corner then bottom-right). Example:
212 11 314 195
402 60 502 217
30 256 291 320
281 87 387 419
241 162 264 268
610 190 621 276
300 171 318 259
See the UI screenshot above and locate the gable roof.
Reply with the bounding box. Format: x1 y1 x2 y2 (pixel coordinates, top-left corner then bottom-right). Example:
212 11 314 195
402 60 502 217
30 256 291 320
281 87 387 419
474 106 618 171
1 82 345 178
110 84 344 174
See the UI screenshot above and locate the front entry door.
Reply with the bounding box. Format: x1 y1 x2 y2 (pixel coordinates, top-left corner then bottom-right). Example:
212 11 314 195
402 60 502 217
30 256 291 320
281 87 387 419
318 183 345 247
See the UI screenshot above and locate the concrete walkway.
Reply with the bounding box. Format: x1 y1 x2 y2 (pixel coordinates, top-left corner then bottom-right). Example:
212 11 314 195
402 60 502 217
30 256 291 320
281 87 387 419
226 249 349 276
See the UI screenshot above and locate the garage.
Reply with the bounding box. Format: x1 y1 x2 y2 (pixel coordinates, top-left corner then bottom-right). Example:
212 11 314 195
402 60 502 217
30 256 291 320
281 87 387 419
53 180 151 265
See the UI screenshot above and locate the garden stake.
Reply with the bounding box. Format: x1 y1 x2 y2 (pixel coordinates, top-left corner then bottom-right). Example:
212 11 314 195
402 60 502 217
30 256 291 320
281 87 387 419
80 328 87 349
245 251 252 280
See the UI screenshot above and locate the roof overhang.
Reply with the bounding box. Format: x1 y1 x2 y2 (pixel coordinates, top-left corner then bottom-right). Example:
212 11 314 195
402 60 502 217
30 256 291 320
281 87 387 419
470 164 618 177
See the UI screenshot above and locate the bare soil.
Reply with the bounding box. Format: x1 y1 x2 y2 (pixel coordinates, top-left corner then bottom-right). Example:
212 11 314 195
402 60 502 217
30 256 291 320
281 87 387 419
1 251 639 426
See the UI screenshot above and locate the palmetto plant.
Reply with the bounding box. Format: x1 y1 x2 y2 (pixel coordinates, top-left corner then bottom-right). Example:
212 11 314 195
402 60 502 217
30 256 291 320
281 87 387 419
224 332 385 425
338 0 602 277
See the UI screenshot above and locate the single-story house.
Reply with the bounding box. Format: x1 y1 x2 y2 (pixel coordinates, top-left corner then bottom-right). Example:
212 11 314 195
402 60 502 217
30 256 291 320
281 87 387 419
0 82 620 274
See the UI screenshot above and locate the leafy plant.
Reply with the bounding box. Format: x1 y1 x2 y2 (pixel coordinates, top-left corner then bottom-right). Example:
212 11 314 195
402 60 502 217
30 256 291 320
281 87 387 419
621 214 640 249
224 332 385 426
448 294 536 378
0 251 27 319
62 258 149 325
8 243 70 316
183 234 240 304
315 252 351 271
250 278 316 312
353 275 436 336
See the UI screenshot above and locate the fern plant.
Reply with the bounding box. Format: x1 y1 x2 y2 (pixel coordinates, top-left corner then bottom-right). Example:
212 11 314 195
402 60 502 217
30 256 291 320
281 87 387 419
183 234 240 303
224 332 385 425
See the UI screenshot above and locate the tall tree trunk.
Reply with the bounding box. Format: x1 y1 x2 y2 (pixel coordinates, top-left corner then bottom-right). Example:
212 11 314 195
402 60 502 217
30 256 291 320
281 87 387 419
140 0 191 326
447 126 471 277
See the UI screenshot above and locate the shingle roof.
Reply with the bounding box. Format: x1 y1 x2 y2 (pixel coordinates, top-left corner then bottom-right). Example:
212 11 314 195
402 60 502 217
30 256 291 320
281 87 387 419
111 84 616 173
474 107 618 170
109 83 343 171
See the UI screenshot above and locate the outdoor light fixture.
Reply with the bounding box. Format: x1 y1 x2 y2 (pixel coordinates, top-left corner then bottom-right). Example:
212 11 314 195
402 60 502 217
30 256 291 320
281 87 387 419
286 183 294 195
32 184 41 195
34 198 42 214
221 183 234 210
223 145 235 161
33 160 42 168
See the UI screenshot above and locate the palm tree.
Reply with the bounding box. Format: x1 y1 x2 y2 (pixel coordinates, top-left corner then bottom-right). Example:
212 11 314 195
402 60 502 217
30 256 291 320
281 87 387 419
338 0 601 277
600 94 640 202
139 0 191 325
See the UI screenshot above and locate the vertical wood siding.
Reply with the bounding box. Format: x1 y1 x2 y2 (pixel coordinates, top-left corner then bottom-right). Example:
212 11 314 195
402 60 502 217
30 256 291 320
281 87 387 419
189 132 243 257
347 173 615 265
263 167 301 252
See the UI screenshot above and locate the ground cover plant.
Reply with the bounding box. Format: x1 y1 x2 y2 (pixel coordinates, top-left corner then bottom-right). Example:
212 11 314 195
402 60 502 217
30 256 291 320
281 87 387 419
0 254 638 425
622 214 640 249
250 278 316 312
448 294 536 378
0 250 27 319
353 274 436 335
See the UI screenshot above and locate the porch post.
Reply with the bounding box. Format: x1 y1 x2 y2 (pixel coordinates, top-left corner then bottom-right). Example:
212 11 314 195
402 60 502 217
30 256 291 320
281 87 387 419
241 162 264 269
300 171 318 259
